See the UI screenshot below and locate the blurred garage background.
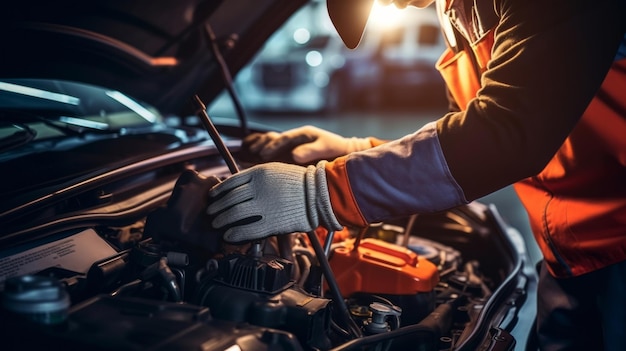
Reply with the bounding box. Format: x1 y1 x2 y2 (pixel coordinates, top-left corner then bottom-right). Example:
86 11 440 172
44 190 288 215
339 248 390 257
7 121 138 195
207 0 542 264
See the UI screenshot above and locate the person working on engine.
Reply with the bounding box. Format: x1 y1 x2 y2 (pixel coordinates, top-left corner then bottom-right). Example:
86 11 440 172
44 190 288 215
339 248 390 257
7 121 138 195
207 0 626 350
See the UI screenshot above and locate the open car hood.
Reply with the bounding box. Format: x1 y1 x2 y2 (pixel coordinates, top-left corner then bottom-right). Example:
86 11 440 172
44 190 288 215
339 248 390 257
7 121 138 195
0 0 309 116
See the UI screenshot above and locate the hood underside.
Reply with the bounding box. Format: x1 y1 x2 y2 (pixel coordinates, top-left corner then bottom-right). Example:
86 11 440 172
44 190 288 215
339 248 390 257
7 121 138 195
0 0 307 115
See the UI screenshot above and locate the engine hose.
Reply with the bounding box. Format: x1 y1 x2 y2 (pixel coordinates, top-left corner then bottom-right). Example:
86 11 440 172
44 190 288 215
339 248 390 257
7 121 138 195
296 253 311 287
156 258 182 302
331 319 352 339
329 302 454 351
293 247 316 264
307 231 363 338
401 214 419 247
109 279 142 297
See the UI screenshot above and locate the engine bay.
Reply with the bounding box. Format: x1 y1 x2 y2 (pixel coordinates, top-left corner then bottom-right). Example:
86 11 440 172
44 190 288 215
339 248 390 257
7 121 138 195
0 165 527 351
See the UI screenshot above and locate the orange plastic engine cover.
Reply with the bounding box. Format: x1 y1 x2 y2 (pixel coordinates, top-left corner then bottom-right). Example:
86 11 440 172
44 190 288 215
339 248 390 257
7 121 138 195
328 238 439 296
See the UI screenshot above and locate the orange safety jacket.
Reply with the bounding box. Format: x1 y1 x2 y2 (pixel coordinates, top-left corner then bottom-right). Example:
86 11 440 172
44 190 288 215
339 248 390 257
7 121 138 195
324 0 626 278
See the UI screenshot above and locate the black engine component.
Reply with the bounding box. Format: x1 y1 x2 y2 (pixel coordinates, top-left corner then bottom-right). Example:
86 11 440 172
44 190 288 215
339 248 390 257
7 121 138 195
213 253 294 293
1 294 305 351
0 164 522 351
191 251 332 350
198 283 333 350
144 169 222 254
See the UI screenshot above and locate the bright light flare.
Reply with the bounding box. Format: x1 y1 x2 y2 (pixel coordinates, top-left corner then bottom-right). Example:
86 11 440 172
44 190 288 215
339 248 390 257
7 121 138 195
293 28 311 44
106 90 157 122
305 51 323 67
367 2 405 30
0 81 80 105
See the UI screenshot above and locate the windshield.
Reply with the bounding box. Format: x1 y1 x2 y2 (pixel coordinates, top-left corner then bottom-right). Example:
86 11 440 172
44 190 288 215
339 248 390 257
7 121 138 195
0 79 163 149
0 79 205 203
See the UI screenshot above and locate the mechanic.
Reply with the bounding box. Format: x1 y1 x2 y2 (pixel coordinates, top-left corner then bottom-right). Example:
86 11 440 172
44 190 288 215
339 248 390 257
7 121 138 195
207 0 626 350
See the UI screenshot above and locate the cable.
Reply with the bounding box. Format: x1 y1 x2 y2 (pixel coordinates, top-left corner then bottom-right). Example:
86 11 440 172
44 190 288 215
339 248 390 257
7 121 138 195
329 302 454 351
204 24 249 136
329 324 435 351
401 214 418 247
307 230 363 338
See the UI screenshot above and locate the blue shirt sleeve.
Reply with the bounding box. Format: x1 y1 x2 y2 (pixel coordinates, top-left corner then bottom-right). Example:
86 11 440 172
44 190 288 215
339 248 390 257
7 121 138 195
343 121 468 223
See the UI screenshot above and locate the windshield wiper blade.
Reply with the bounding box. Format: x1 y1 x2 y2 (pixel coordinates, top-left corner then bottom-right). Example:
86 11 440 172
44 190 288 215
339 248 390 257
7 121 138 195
2 110 115 137
38 116 116 136
57 116 109 130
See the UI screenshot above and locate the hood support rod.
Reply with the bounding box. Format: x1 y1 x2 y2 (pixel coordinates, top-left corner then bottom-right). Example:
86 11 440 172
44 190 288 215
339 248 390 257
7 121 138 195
193 95 239 174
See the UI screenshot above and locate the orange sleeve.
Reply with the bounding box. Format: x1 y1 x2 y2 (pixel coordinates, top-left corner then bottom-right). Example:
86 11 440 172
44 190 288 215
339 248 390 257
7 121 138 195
324 156 368 228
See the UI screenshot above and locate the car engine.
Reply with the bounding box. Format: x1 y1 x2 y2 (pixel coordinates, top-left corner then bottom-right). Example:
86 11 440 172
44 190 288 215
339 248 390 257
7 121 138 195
0 169 521 351
0 158 526 351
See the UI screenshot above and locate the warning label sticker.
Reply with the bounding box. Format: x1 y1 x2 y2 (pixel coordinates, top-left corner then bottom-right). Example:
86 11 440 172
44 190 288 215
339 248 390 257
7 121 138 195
0 229 117 284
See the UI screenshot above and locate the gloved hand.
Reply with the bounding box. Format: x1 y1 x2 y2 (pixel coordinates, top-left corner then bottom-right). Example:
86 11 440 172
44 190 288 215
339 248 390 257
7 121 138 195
207 161 343 243
243 125 372 164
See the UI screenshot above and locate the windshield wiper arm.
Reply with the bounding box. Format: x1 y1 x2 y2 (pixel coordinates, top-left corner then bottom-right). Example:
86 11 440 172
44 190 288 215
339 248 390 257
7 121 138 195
37 116 115 136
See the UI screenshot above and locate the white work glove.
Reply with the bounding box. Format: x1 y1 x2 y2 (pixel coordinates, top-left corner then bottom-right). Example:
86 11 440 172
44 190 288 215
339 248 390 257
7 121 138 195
207 161 343 243
244 125 372 164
